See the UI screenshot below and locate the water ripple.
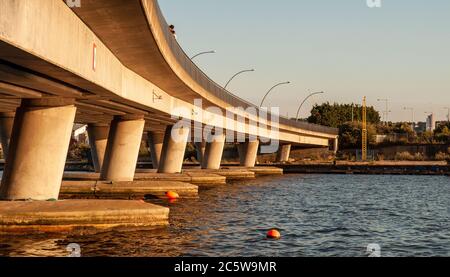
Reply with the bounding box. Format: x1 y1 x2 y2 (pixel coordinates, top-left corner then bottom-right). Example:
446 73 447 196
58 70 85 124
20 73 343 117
0 174 449 257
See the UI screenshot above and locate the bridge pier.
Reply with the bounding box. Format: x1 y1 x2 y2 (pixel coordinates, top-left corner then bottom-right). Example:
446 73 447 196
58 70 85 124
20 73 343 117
0 112 15 159
333 137 339 154
158 125 189 174
194 141 206 164
100 116 145 181
237 140 259 167
0 99 76 200
147 131 165 169
201 134 225 170
87 124 110 173
276 144 291 163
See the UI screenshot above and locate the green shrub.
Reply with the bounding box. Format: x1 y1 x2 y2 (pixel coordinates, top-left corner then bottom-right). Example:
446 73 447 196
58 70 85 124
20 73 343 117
435 151 450 161
413 153 424 161
394 152 425 161
395 152 414 161
67 140 90 161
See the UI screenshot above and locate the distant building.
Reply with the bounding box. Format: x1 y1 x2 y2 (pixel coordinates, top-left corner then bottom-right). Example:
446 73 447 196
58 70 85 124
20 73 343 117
426 114 436 132
373 135 387 143
415 122 427 133
72 124 88 143
373 133 409 144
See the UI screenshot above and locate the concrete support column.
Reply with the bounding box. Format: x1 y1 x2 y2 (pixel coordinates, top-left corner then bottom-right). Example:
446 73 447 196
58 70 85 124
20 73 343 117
158 125 190 174
0 99 76 200
0 112 15 159
201 134 226 170
100 116 145 181
333 137 339 154
194 141 206 164
276 144 291 163
87 124 110 173
147 131 165 169
237 140 260 167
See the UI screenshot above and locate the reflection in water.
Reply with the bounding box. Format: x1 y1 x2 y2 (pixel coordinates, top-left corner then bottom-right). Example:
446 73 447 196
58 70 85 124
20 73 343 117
1 237 68 257
0 174 449 257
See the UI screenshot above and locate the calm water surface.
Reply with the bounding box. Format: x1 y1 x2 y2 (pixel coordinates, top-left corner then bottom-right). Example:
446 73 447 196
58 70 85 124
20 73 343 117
0 174 449 257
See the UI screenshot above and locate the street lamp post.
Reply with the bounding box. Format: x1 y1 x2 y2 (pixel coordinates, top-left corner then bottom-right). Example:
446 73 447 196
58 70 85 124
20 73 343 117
377 98 389 124
444 107 450 122
224 69 255 90
191 50 216 60
296 91 325 121
403 107 414 123
404 107 415 131
351 103 354 122
260 81 291 107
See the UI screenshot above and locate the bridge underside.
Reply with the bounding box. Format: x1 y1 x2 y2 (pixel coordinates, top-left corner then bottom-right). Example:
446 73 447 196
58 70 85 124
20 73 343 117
0 56 331 147
0 55 173 134
0 0 340 235
0 0 337 145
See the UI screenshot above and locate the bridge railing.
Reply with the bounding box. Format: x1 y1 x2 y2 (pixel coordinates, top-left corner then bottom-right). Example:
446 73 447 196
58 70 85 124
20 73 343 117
151 1 338 136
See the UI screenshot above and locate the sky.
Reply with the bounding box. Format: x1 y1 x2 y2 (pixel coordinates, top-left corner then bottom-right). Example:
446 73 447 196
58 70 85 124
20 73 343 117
159 0 450 122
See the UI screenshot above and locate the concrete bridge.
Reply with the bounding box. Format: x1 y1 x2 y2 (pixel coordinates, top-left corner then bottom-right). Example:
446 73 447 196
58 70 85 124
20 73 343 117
0 0 337 231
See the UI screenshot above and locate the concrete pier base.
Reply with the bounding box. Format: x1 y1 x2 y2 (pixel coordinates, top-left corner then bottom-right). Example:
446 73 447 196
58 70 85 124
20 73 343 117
87 124 110 173
183 167 255 181
60 180 198 199
0 200 169 234
147 131 165 169
276 144 291 163
158 125 189 174
63 171 226 186
0 99 76 200
237 140 260 167
0 112 15 159
174 171 226 186
247 166 283 176
100 116 145 181
202 134 225 170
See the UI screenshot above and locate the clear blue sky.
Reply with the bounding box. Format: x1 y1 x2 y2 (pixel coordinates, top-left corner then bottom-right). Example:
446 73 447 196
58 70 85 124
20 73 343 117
159 0 450 122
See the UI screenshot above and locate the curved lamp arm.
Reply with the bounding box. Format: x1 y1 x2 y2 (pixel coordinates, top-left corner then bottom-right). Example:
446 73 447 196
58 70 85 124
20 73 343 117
191 50 216 60
260 81 291 107
224 69 255 90
296 91 324 121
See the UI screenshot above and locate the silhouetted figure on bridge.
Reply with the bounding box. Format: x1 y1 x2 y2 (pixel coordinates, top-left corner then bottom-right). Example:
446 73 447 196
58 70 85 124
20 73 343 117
169 24 177 40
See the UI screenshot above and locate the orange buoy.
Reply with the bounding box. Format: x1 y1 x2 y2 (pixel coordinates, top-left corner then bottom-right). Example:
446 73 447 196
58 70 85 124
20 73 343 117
267 229 281 239
166 191 180 200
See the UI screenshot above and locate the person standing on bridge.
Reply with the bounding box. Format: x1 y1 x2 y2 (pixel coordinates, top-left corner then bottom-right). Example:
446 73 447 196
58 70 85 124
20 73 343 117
169 24 177 40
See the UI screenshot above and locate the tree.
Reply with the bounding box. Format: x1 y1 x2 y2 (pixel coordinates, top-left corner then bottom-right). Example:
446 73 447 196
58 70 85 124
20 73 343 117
419 131 434 144
307 102 381 128
434 123 450 143
339 122 377 149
